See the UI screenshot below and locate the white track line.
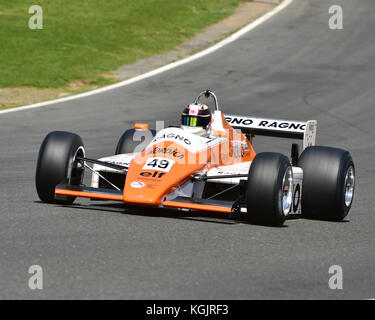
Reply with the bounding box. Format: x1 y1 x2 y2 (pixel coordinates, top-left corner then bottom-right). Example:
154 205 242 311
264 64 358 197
0 0 294 115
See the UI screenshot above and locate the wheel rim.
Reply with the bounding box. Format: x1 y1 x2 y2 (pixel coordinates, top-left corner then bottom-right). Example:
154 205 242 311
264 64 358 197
282 166 293 216
344 165 355 207
70 146 85 185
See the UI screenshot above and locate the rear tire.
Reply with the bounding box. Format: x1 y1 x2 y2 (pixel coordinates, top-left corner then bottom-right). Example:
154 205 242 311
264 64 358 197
246 152 293 227
297 146 355 221
115 128 156 154
35 131 85 204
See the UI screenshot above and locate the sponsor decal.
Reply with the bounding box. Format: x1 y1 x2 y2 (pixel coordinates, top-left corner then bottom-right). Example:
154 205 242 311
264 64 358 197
152 132 191 145
148 146 184 159
130 181 145 189
232 141 245 158
107 160 130 167
241 140 250 151
215 170 246 176
226 117 254 126
150 128 223 154
225 116 306 131
216 171 234 175
140 171 166 179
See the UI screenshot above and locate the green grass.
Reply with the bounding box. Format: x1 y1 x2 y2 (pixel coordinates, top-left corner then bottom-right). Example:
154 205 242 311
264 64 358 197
0 0 244 88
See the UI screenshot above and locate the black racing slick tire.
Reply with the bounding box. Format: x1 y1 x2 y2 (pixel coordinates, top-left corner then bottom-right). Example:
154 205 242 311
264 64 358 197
246 153 293 227
115 128 156 155
35 131 85 204
297 146 355 221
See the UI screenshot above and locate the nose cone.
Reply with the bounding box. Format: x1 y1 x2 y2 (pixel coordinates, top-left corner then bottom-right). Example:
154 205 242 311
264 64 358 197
123 168 169 206
123 144 207 206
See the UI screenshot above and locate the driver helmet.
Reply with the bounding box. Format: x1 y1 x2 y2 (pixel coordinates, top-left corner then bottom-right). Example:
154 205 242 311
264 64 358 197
181 103 212 135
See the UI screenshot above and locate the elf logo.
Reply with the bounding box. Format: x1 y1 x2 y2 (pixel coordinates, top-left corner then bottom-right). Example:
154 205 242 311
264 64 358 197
140 171 166 179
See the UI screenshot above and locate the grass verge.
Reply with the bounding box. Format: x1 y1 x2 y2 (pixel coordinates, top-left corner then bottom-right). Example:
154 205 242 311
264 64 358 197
0 0 246 90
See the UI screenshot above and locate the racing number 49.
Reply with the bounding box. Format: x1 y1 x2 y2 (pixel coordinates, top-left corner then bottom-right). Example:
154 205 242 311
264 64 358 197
143 157 174 172
147 159 168 169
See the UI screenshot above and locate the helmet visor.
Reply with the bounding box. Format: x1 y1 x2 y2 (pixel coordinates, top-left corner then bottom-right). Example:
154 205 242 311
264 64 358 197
181 115 210 128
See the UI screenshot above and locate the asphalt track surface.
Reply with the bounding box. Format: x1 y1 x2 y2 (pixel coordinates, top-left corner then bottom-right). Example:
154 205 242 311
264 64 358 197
1 0 374 299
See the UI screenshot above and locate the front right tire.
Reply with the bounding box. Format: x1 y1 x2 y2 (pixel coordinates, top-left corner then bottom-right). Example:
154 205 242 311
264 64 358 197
35 131 85 204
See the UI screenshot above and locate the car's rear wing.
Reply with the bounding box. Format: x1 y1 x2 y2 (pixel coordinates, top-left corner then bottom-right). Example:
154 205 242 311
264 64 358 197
224 114 317 150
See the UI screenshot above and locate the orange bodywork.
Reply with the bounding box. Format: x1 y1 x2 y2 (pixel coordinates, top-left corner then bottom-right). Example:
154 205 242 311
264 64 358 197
55 188 123 201
122 115 255 206
123 141 210 205
134 123 149 130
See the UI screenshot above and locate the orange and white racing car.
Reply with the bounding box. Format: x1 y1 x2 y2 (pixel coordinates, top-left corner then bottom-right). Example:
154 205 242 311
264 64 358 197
35 90 355 226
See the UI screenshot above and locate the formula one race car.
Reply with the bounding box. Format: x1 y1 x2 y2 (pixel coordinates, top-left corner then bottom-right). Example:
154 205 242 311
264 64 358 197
35 90 355 226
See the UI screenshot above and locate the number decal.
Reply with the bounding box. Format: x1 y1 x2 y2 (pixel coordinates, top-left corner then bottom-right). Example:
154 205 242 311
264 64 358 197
142 157 174 172
158 159 169 169
147 159 158 168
